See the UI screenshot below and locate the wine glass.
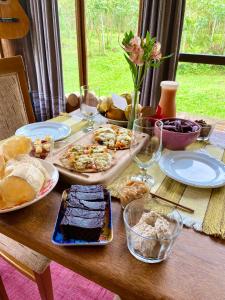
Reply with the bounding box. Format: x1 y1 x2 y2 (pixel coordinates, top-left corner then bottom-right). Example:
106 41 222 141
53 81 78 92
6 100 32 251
80 85 100 132
130 117 163 186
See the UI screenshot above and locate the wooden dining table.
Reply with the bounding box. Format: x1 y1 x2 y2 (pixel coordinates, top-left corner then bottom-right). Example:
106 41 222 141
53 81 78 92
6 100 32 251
0 113 225 300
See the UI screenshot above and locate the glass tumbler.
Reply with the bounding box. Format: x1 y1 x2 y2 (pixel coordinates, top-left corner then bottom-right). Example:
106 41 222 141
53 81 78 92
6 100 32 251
80 85 100 132
123 198 183 263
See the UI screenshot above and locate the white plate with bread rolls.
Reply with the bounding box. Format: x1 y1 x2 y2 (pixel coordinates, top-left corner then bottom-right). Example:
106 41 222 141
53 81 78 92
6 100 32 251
0 136 59 213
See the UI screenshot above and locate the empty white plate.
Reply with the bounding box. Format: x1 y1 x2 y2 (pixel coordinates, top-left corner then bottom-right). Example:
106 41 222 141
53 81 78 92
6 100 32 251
159 151 225 188
16 122 71 141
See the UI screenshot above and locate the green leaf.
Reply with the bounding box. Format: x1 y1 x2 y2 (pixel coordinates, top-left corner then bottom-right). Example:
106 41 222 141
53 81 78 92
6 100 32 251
122 30 134 46
124 54 137 83
141 33 157 64
145 31 150 44
162 53 174 60
149 60 163 68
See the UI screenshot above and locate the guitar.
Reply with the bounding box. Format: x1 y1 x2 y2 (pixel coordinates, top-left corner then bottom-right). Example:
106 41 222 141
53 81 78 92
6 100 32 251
0 0 30 39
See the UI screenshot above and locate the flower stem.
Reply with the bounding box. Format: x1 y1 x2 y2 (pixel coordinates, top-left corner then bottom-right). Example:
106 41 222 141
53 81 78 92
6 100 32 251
127 65 144 129
127 89 139 129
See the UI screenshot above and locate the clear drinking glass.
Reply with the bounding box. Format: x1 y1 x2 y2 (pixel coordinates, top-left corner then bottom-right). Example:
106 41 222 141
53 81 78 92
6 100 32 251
80 85 100 131
130 117 163 186
123 198 183 263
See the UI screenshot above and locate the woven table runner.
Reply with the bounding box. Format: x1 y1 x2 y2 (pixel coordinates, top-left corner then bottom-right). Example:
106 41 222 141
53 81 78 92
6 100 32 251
107 141 225 239
52 115 225 239
49 114 87 134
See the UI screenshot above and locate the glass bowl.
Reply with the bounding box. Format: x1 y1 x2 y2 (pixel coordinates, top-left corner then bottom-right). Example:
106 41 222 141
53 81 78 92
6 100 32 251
196 123 215 141
119 179 149 209
123 198 183 263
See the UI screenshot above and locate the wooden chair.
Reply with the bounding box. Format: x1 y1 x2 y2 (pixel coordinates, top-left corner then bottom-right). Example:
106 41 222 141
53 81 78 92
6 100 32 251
0 55 35 140
0 234 54 300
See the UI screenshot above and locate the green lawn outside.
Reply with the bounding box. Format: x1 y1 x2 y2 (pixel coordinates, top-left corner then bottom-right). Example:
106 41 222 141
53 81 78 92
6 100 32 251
61 46 225 119
176 68 225 118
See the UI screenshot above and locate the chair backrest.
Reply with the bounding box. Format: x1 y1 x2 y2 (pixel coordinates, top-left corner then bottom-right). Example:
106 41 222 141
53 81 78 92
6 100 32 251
0 55 35 140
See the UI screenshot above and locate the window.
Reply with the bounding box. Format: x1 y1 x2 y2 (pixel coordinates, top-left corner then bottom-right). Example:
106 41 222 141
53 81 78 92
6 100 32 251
177 0 225 118
58 0 79 93
86 0 139 95
58 0 225 118
58 0 139 96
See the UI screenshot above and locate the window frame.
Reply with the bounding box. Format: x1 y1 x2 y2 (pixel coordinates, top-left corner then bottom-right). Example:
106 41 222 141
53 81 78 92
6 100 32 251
179 53 225 65
75 0 88 87
74 1 225 88
75 0 143 87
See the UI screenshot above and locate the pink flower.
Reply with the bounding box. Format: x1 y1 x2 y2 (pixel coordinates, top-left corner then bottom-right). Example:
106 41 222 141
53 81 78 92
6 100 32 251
124 36 141 52
129 47 144 65
151 42 162 61
124 36 144 66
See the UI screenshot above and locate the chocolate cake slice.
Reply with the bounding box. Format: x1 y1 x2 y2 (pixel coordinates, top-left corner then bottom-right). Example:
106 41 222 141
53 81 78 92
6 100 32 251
64 207 105 219
70 185 103 192
67 197 106 211
68 191 105 201
69 185 105 201
60 215 104 241
70 191 104 201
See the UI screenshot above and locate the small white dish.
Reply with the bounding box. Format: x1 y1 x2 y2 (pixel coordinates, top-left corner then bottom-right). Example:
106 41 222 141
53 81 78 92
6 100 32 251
159 151 225 188
0 160 59 213
15 122 71 141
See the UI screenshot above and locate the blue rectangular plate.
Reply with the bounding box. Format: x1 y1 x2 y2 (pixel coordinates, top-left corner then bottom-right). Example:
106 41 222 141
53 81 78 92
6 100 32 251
52 188 113 246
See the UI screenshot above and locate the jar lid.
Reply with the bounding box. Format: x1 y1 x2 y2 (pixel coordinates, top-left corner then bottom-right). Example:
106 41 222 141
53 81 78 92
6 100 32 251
160 81 179 88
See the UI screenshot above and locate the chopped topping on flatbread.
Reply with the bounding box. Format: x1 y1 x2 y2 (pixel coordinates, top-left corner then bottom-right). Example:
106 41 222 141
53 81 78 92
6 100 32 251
94 126 131 150
60 144 113 173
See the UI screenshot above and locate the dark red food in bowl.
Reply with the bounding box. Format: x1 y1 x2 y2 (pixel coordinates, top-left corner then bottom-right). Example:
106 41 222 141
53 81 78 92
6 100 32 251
155 118 201 150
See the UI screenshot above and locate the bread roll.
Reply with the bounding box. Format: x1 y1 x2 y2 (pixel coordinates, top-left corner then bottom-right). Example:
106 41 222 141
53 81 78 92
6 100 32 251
0 155 5 179
0 136 32 161
0 163 45 209
66 93 80 107
106 106 126 121
6 154 49 180
120 93 132 105
6 163 45 193
0 176 36 209
98 96 113 113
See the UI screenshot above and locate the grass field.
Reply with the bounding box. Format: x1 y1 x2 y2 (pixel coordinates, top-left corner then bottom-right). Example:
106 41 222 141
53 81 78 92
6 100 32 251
61 44 225 119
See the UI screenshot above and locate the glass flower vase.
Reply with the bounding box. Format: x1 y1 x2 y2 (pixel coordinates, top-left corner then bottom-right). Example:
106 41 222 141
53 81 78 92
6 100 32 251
127 90 140 129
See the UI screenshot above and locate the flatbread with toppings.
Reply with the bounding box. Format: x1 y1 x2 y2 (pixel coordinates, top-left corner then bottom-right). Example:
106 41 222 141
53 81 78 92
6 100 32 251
94 126 131 150
60 144 113 173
